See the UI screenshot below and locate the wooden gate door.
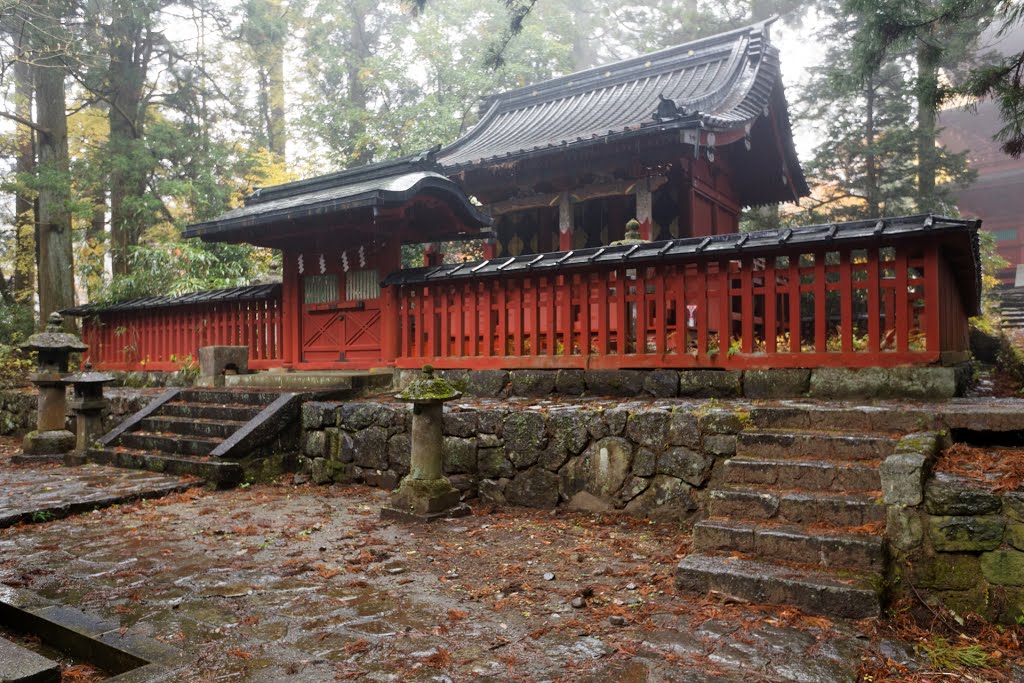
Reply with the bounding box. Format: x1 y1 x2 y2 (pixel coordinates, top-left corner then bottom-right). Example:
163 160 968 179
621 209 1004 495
299 253 383 366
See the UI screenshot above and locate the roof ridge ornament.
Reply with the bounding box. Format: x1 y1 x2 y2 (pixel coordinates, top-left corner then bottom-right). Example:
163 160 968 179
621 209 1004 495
653 94 690 123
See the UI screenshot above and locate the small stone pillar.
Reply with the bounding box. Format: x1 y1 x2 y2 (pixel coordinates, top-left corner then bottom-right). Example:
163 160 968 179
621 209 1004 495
65 362 114 453
381 365 470 522
197 345 250 387
19 312 88 460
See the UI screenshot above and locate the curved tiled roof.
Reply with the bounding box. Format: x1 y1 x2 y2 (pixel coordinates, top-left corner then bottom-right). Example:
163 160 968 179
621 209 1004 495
62 283 282 316
183 152 491 242
437 20 803 191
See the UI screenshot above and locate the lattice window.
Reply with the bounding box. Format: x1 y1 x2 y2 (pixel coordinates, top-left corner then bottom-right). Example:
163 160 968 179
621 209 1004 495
346 269 380 301
304 274 338 304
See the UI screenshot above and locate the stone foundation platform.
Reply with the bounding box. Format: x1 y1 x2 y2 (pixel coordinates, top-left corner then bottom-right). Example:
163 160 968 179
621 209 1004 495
396 365 972 400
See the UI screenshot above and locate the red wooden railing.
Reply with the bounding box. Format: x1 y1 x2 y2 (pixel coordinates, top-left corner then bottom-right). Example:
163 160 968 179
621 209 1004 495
391 240 968 370
81 295 283 372
76 223 975 374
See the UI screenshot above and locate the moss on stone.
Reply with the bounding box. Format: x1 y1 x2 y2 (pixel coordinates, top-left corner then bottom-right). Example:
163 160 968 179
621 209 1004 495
397 377 461 401
981 549 1024 587
929 515 1006 552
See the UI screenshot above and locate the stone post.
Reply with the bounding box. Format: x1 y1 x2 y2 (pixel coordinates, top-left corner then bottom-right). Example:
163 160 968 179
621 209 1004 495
18 312 88 460
382 365 470 522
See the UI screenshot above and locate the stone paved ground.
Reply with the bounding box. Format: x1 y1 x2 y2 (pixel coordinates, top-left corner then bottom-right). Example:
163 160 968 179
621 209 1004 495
0 437 197 527
2 475 1022 682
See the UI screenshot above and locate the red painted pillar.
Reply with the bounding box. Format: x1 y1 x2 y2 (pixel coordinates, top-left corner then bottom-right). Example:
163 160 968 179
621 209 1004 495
281 250 301 367
380 285 400 365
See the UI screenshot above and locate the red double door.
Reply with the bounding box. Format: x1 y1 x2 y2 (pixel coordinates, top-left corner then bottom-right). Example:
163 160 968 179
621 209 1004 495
297 243 394 366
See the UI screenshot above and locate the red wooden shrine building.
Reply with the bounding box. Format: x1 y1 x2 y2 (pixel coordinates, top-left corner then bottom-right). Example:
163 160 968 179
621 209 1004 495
68 22 982 373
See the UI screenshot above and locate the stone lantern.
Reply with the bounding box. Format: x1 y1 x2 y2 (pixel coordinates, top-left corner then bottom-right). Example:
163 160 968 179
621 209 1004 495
20 312 88 459
382 365 470 522
65 361 114 453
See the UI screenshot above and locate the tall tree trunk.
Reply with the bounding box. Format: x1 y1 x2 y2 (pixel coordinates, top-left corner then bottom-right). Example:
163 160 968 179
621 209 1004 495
266 0 286 161
34 59 76 324
108 2 151 276
346 1 373 165
13 40 36 303
244 0 287 159
916 41 941 212
864 74 880 217
86 191 106 299
569 0 597 70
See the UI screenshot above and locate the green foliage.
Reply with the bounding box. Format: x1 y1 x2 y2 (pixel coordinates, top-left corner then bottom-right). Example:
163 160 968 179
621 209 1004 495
0 345 33 390
977 230 1010 322
789 0 975 224
0 298 34 394
917 636 993 670
995 331 1024 391
94 240 269 303
0 299 34 343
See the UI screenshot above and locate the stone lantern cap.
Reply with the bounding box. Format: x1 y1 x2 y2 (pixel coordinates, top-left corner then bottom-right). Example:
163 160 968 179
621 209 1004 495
64 361 115 386
396 365 462 404
21 313 88 354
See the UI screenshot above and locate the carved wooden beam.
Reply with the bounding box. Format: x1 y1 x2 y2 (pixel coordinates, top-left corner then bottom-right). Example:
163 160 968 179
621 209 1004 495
487 193 562 216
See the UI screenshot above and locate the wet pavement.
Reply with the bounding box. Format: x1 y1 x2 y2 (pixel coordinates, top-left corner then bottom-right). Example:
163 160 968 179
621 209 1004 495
0 479 969 683
0 460 196 527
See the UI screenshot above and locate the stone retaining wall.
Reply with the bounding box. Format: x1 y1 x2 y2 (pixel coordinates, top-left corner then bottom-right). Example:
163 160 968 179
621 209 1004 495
0 391 35 435
300 401 746 519
398 366 970 400
883 433 1024 624
0 389 153 437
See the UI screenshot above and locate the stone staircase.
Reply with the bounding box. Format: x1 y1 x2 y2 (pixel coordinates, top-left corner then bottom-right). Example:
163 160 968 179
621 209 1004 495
676 426 896 619
68 388 304 487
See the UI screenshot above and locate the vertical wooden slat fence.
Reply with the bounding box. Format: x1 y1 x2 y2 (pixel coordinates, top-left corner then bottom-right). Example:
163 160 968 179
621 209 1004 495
392 238 961 370
79 289 283 372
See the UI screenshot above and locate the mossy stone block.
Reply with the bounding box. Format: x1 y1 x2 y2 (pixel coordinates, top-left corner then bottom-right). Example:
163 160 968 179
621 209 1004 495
625 410 670 449
678 370 741 398
925 475 1001 516
503 411 546 468
929 515 1006 552
911 553 980 590
981 549 1024 586
442 436 477 474
1007 522 1024 551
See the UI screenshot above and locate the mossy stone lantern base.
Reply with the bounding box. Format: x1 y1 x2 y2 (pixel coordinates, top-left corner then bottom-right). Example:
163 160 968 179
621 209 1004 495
381 366 470 523
18 313 87 462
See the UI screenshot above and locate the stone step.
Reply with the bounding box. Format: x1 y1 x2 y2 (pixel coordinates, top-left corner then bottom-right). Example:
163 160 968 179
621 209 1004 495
117 432 222 457
693 519 885 571
723 457 880 492
749 405 930 434
675 553 881 619
86 448 243 487
708 488 885 527
140 415 246 439
177 388 282 406
0 636 60 683
224 371 359 390
160 401 264 422
737 430 896 461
